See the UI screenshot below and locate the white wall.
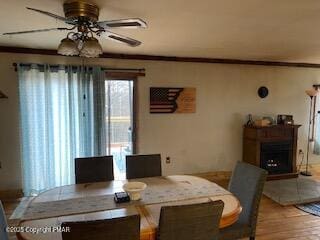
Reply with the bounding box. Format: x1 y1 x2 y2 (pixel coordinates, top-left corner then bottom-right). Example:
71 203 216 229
0 52 320 190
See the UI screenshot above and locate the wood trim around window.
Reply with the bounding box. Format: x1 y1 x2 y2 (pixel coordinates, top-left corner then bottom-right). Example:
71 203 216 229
105 71 145 79
132 77 139 154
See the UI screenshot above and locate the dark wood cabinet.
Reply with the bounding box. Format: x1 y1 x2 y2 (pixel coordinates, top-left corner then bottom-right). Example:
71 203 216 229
243 125 301 180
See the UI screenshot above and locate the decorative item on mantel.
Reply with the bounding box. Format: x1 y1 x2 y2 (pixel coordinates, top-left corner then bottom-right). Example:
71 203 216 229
301 88 319 177
254 119 271 127
246 114 254 126
0 90 8 99
245 115 276 127
277 114 294 125
263 116 276 125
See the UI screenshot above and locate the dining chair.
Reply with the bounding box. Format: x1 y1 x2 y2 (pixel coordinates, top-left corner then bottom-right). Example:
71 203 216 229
126 154 162 179
61 214 140 240
157 200 224 240
0 200 9 240
218 162 267 240
75 155 114 184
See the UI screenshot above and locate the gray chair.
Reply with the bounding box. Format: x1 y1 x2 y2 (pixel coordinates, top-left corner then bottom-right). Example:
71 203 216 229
126 154 162 179
218 162 267 240
0 201 9 240
157 200 224 240
75 156 114 184
62 214 140 240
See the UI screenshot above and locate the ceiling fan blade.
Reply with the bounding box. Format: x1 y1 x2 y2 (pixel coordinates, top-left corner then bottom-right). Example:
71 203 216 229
101 31 142 47
26 7 74 25
3 28 68 35
97 18 147 29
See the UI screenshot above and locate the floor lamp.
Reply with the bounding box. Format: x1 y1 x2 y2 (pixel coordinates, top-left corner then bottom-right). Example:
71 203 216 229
300 88 318 176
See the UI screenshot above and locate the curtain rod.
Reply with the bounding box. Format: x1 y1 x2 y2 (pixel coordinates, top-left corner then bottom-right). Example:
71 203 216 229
12 63 145 73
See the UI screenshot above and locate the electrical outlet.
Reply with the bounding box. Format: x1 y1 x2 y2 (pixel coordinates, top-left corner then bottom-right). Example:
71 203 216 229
166 157 171 164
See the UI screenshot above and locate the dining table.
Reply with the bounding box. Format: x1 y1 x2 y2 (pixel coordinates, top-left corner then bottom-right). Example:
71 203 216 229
15 175 242 240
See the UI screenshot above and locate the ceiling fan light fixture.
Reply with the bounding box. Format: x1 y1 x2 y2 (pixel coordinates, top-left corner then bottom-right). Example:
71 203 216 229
57 38 79 56
5 2 147 58
79 37 103 58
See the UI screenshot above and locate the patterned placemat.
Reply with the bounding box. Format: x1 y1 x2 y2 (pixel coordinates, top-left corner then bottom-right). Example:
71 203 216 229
9 197 34 220
20 176 229 220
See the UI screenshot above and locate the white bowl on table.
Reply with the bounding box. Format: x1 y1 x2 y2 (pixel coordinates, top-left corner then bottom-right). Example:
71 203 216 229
123 182 147 201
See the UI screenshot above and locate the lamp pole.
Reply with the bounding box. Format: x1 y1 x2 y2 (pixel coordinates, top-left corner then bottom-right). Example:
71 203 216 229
300 95 313 176
301 88 318 176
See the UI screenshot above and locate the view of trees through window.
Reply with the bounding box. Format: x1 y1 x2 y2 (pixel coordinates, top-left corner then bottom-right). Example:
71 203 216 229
105 80 134 180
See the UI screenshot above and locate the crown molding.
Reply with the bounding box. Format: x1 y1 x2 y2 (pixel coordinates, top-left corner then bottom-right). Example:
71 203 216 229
1 46 320 68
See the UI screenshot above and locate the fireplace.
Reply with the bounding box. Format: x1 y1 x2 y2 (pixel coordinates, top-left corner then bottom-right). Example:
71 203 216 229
243 125 300 180
260 141 293 175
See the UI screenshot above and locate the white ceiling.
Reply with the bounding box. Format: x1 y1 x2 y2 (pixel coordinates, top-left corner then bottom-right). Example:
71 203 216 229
1 0 320 63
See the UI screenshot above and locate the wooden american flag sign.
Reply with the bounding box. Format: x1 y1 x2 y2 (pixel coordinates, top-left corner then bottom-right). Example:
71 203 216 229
150 87 196 113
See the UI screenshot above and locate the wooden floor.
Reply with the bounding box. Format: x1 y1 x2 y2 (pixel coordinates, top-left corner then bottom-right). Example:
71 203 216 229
3 164 320 240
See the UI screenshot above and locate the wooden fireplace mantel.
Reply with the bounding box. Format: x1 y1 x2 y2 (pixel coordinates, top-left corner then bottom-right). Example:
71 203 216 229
243 124 301 180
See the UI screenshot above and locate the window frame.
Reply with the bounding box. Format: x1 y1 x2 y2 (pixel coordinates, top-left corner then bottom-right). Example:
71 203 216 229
105 72 141 154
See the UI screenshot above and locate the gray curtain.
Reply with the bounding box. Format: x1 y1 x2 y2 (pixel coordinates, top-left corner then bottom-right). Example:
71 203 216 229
18 64 106 196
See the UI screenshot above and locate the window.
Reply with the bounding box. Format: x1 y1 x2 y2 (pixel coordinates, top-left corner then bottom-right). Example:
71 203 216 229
105 79 136 180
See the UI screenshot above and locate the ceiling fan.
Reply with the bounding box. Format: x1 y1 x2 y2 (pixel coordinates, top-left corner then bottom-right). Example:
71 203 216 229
3 1 147 57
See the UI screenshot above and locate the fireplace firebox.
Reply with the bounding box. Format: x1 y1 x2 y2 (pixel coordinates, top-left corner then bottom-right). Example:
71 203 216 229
260 141 293 175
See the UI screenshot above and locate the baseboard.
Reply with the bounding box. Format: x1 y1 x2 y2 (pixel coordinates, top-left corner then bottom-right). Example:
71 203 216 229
0 189 23 201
